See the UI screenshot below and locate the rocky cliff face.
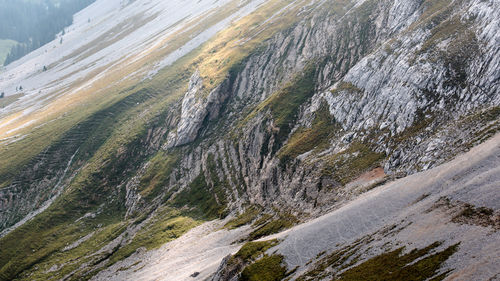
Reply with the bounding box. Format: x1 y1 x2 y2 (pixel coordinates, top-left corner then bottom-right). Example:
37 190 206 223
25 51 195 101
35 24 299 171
125 0 499 216
0 0 498 280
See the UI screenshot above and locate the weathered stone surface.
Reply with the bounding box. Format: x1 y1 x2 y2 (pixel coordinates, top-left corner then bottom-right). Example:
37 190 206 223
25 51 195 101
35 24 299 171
151 0 500 216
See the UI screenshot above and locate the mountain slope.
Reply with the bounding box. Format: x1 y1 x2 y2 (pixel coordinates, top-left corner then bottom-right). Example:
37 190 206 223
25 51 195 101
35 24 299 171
0 0 279 232
97 132 500 281
0 0 498 280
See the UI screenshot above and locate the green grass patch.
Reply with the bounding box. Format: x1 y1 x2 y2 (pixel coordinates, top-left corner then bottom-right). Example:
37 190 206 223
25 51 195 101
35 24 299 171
240 255 286 281
171 153 230 220
297 241 362 281
138 151 179 200
108 207 200 265
278 102 338 163
223 240 282 281
472 106 500 124
418 15 467 56
248 213 298 241
242 63 317 153
206 154 230 215
434 198 499 230
224 205 262 229
266 64 316 131
17 221 128 280
338 242 459 281
252 213 274 227
0 203 126 281
322 142 385 185
298 241 458 281
469 107 500 144
171 161 228 220
234 240 279 262
407 0 453 34
266 64 317 150
390 110 435 146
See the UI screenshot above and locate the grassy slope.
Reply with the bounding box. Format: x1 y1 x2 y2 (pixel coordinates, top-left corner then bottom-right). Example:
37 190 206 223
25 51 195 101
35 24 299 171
0 0 488 279
0 49 195 280
0 1 309 280
0 0 311 187
296 240 458 280
226 240 287 281
338 243 458 281
0 0 241 184
278 102 339 162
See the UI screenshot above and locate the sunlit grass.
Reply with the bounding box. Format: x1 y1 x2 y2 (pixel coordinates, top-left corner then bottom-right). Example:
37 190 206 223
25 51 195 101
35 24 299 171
0 1 311 279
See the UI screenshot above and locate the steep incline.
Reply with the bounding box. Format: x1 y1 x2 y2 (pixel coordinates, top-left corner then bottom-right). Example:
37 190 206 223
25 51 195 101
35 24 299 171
0 0 270 233
272 132 500 280
0 1 317 279
141 0 500 218
0 0 498 280
97 132 500 280
0 0 271 139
